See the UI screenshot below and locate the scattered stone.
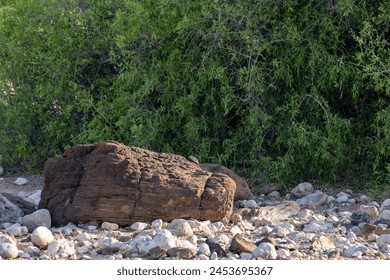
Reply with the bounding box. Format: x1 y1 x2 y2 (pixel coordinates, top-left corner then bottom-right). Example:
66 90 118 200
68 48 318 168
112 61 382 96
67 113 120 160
206 239 227 257
240 252 253 260
22 209 51 232
377 234 390 248
378 210 390 221
327 250 340 259
237 201 300 223
31 226 54 249
296 191 327 207
101 222 119 231
351 212 371 226
186 156 199 164
151 219 163 230
303 221 332 233
291 182 314 197
198 254 209 260
6 223 28 237
380 199 390 211
147 246 167 260
257 183 282 195
335 192 350 203
1 193 36 215
240 200 258 208
312 236 335 251
360 205 379 219
256 237 277 246
252 243 277 260
14 177 28 186
0 165 3 176
130 222 148 232
167 247 196 259
230 225 243 235
198 243 211 256
0 243 18 259
167 219 193 237
210 252 218 260
0 193 24 224
229 234 257 253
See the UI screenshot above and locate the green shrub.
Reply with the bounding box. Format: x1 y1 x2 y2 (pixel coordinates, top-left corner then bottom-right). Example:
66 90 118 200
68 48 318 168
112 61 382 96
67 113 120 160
0 0 389 192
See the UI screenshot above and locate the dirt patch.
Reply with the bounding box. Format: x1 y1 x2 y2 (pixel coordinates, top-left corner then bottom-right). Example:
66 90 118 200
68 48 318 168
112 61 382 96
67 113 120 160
0 175 44 195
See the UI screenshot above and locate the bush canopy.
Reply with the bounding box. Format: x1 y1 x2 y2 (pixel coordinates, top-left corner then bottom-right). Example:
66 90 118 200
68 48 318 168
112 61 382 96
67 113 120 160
0 0 389 191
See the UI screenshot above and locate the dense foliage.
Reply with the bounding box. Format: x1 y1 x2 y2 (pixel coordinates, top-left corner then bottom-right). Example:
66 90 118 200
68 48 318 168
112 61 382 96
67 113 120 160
0 0 389 192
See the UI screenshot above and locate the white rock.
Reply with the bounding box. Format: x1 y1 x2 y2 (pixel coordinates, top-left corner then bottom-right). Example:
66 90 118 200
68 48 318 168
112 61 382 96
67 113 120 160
296 209 315 219
198 254 209 260
211 222 225 232
378 210 390 220
31 226 54 248
6 223 28 237
343 245 359 257
130 222 148 231
368 233 379 242
240 252 253 260
210 252 218 260
377 234 390 248
119 244 137 255
213 233 230 244
326 215 339 223
22 209 51 232
0 243 19 259
187 220 211 235
291 182 314 197
277 248 290 258
14 177 28 185
75 232 91 242
101 222 119 231
0 165 3 176
47 239 75 257
230 225 243 235
380 199 390 211
136 229 177 256
87 225 97 231
252 243 277 260
167 219 193 237
198 243 211 256
186 235 198 246
327 196 336 204
303 221 332 233
176 239 197 251
352 251 363 258
151 219 163 229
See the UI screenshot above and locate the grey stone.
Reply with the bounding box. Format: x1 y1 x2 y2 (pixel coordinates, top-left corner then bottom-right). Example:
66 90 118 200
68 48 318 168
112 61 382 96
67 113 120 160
296 191 327 207
303 221 333 233
0 243 18 259
151 219 163 229
351 212 371 226
240 252 253 260
198 243 211 256
377 234 390 248
167 247 196 259
6 223 28 237
335 192 350 203
291 182 314 197
380 199 390 211
252 243 277 260
14 177 28 185
0 165 3 176
0 193 23 224
22 209 51 232
378 210 390 220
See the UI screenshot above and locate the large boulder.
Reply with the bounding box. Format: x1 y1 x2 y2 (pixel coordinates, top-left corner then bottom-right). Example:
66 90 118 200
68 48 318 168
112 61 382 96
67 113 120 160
39 141 236 226
200 163 252 201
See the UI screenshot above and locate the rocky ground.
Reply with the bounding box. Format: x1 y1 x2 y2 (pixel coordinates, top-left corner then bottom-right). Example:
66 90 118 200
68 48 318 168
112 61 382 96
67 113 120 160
1 173 390 260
